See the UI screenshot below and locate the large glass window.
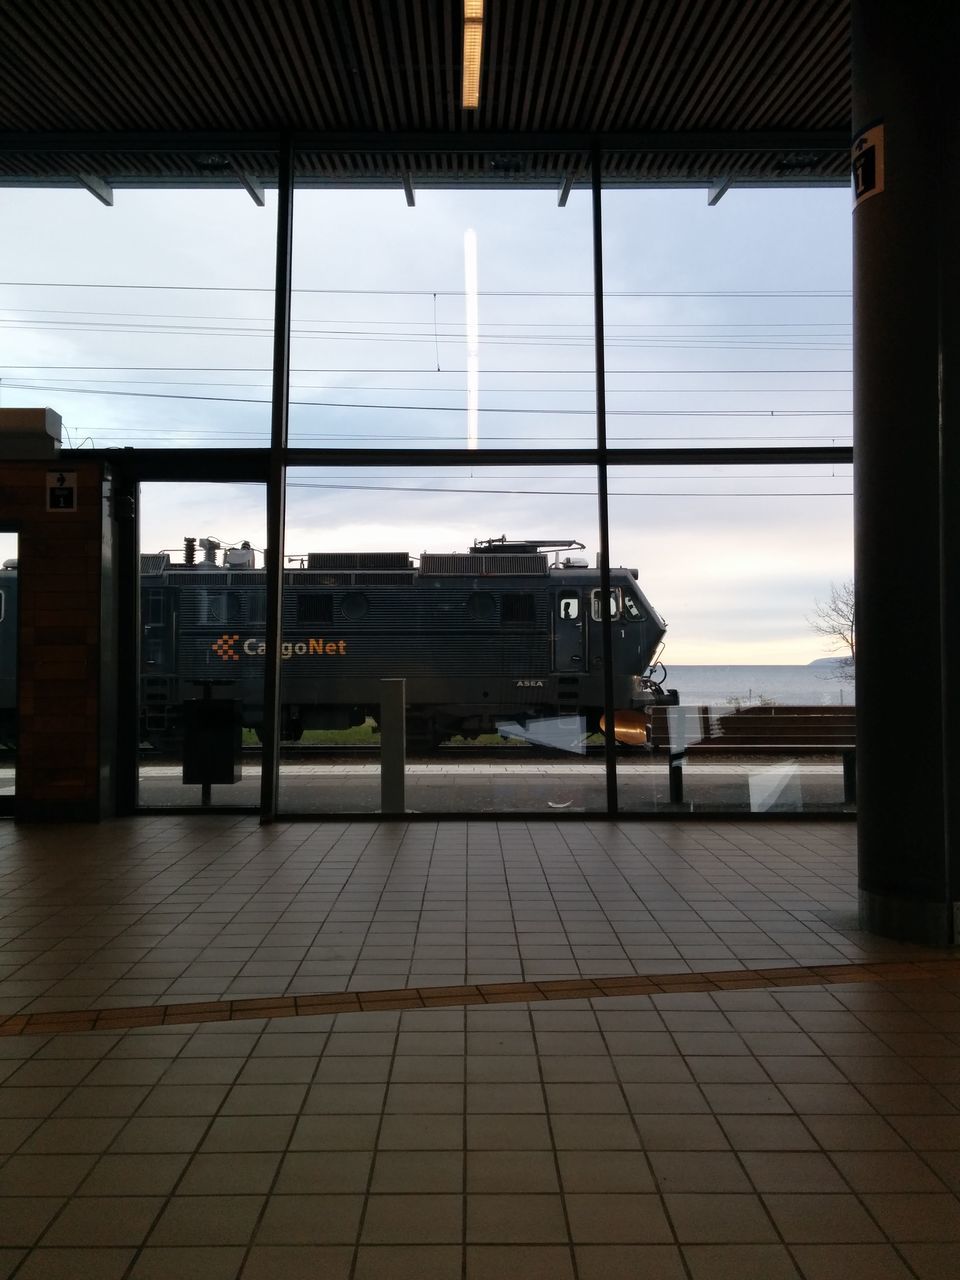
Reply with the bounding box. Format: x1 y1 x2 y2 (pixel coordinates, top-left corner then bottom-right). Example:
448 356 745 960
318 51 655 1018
137 481 266 809
608 462 855 812
277 465 607 815
288 182 596 450
0 532 16 812
0 157 854 820
0 158 278 448
600 186 852 450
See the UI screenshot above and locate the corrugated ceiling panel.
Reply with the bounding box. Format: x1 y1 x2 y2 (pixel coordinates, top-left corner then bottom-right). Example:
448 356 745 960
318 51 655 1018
0 0 851 185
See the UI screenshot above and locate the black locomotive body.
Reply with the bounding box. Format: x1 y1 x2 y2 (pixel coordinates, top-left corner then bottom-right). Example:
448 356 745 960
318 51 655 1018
140 537 673 749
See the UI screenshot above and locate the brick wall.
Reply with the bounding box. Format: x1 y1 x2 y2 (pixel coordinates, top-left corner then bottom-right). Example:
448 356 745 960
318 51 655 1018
0 461 109 819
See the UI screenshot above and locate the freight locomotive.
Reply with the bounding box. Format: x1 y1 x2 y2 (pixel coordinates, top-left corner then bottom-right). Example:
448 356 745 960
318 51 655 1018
0 536 675 752
140 535 675 750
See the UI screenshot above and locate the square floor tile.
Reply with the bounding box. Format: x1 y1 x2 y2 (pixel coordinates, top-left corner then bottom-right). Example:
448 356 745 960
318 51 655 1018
13 1248 135 1280
0 1199 65 1247
466 1194 567 1243
362 1194 462 1244
371 1150 463 1193
664 1193 777 1243
860 1193 960 1241
255 1194 363 1245
200 1116 295 1152
466 1245 575 1280
240 1246 353 1280
741 1151 848 1192
41 1197 163 1246
177 1152 282 1195
127 1246 247 1279
77 1153 189 1196
467 1150 560 1193
789 1243 916 1279
0 1153 95 1195
683 1243 802 1279
763 1193 884 1243
355 1245 463 1280
574 1244 686 1280
650 1151 751 1193
466 1114 552 1150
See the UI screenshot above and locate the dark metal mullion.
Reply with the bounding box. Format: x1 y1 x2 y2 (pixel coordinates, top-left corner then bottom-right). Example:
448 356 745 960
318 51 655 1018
259 140 294 822
62 446 853 476
592 147 618 817
115 469 140 815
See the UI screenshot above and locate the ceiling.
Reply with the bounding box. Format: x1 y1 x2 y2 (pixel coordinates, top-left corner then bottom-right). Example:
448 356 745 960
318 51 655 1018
0 0 851 191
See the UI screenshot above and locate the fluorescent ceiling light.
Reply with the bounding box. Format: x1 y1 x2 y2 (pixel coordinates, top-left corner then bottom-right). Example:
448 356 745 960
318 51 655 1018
462 0 483 110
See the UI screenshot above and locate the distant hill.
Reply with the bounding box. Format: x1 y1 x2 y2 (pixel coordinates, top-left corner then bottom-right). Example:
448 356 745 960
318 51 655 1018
807 656 850 668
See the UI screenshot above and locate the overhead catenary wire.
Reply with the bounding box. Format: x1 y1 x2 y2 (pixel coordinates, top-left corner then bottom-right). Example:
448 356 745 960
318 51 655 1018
0 280 854 297
0 380 852 416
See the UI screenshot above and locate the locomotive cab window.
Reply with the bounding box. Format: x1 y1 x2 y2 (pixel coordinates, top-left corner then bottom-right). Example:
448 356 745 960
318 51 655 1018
558 592 580 621
623 595 643 621
144 590 164 626
590 588 622 621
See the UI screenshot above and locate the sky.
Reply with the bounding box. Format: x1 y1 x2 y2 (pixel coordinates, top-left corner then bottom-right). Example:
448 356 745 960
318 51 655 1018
0 179 853 664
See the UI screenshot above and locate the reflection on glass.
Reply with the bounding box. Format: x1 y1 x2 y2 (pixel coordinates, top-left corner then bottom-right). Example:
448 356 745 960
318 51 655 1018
608 464 855 812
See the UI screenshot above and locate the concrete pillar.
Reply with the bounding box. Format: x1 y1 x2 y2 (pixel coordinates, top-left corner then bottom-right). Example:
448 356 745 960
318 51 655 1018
854 1 960 942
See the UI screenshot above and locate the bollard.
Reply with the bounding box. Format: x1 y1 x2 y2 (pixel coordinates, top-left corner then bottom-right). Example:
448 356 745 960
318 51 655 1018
380 678 406 814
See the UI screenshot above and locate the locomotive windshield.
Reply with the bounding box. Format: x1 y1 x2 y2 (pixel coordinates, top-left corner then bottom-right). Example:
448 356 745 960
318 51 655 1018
590 588 621 621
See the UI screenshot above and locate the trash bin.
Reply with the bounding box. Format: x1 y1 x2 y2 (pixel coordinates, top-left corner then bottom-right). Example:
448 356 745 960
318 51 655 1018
182 695 242 785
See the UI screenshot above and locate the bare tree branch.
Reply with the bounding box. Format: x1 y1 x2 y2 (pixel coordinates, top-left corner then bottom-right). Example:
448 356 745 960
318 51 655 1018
808 580 855 680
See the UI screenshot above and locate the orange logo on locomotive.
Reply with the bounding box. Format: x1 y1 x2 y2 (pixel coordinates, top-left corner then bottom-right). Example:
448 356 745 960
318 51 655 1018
211 634 348 661
211 634 240 661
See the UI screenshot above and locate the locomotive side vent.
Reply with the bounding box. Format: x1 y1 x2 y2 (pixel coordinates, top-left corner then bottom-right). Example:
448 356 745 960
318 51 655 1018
420 553 548 576
167 572 228 585
307 552 410 570
355 571 416 585
288 571 350 585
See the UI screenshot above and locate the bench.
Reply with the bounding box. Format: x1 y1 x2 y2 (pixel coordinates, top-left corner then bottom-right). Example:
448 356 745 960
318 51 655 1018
648 704 857 805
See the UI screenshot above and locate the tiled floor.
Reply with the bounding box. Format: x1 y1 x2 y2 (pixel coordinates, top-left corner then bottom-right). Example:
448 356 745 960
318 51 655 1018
0 816 937 1018
1 815 959 1279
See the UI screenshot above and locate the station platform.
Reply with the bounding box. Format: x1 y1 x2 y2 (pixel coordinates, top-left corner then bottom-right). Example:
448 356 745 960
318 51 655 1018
0 816 957 1279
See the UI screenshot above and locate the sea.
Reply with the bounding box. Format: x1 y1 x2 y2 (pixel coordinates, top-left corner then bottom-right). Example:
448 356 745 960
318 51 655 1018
660 661 854 708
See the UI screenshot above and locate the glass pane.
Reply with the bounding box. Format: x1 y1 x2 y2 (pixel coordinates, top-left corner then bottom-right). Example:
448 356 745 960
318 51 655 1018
609 463 855 812
278 465 612 815
137 482 266 807
600 187 852 449
0 161 277 448
288 182 595 449
0 533 16 808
